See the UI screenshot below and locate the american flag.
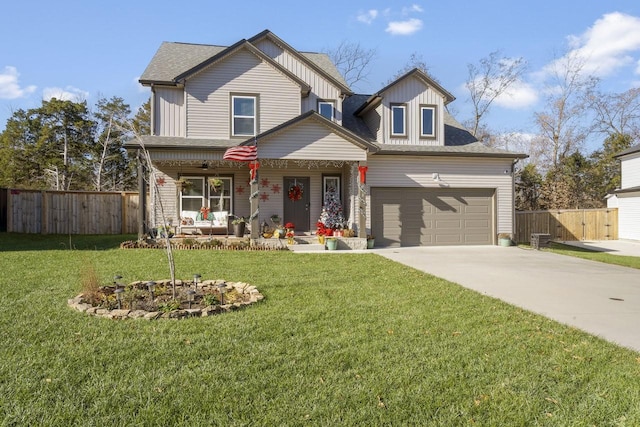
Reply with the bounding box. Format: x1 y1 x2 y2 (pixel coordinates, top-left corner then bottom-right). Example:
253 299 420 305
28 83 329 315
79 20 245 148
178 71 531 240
223 145 257 162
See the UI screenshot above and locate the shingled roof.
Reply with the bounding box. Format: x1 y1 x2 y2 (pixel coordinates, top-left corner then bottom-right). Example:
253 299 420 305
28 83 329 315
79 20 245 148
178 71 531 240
140 30 350 94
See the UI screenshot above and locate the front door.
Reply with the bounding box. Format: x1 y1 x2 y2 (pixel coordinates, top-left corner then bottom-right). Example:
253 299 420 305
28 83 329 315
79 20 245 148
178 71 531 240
283 177 310 232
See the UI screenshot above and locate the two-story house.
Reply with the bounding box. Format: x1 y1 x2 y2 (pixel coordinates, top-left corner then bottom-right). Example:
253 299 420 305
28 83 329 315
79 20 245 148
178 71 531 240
133 30 526 247
608 145 640 240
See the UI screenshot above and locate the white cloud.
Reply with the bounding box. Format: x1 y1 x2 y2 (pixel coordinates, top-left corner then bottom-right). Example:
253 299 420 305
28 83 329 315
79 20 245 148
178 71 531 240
494 80 539 109
552 12 640 77
43 86 89 102
357 9 378 24
0 66 36 99
385 18 423 36
402 4 423 14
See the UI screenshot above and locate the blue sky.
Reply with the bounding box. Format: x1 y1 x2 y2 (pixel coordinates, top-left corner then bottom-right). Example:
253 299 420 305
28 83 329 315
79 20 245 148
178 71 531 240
2 1 640 153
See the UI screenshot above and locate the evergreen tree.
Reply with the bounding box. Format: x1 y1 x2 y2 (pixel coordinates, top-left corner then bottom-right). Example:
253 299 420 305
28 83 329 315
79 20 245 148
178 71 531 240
318 187 345 230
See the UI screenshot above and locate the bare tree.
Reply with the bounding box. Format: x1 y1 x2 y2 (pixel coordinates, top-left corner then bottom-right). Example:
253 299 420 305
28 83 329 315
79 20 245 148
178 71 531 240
323 41 377 90
386 52 437 85
587 87 640 142
533 51 599 171
465 51 527 142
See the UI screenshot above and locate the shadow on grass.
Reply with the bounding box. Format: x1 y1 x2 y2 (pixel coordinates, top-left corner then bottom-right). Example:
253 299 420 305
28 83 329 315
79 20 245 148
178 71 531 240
0 233 137 251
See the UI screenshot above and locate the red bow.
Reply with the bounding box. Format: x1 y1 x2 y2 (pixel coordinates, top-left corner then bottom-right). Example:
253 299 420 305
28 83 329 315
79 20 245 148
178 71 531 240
249 161 260 181
358 166 368 184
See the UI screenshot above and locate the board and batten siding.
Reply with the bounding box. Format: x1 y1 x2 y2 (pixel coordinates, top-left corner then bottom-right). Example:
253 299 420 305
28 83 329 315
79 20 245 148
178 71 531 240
258 120 367 161
621 152 640 189
185 49 301 139
253 38 344 124
364 156 515 235
366 76 446 146
154 87 185 137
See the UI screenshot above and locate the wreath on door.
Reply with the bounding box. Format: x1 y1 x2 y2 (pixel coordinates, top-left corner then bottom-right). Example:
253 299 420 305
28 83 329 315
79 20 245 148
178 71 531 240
288 182 304 201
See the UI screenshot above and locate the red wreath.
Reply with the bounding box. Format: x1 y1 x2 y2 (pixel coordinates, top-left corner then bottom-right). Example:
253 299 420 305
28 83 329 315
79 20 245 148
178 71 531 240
288 183 303 201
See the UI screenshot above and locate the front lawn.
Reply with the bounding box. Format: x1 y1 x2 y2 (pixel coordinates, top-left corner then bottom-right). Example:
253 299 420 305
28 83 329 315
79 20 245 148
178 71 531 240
1 233 639 425
545 242 640 269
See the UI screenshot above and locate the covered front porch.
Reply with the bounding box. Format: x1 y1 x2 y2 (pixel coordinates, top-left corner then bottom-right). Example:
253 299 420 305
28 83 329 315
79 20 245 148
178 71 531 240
148 157 368 242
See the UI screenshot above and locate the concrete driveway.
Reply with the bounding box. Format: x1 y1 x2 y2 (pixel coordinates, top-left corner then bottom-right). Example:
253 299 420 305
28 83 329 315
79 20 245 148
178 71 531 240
375 246 640 353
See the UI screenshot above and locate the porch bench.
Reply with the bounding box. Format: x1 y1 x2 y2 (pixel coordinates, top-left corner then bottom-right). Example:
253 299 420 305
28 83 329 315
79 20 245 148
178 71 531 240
179 210 229 235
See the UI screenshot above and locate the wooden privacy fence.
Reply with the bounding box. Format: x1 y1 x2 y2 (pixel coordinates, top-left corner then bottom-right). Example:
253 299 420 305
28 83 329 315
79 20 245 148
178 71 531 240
515 208 618 243
1 188 139 234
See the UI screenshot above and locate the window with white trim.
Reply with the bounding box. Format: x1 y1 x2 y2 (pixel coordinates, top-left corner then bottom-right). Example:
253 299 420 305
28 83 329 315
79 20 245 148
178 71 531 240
232 95 256 136
420 105 436 138
179 176 233 213
391 104 406 136
318 101 335 121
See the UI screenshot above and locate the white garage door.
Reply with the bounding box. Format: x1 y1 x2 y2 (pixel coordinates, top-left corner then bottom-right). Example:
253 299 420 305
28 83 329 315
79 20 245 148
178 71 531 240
371 188 495 247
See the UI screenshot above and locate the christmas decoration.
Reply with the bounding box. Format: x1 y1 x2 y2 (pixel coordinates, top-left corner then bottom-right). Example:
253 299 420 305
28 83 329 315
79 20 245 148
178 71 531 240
259 193 270 202
271 184 281 194
288 182 304 201
318 187 345 231
261 178 270 187
156 177 165 186
235 185 245 195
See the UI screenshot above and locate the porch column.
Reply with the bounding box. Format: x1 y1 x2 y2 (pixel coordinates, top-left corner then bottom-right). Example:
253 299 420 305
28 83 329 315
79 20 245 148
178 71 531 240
358 162 368 238
249 162 260 240
137 149 147 240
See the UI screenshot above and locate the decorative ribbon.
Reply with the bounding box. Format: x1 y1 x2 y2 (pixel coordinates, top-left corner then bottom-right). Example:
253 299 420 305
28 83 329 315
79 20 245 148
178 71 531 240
249 161 260 181
249 208 260 221
358 166 368 184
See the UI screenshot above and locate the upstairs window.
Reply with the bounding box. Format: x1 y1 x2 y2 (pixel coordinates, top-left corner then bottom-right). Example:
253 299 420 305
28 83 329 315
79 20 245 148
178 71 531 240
420 106 436 138
391 104 406 137
232 95 256 136
318 101 335 121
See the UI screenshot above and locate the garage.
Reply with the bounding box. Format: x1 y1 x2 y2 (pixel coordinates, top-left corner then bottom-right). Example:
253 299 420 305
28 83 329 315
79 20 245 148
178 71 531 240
371 188 495 247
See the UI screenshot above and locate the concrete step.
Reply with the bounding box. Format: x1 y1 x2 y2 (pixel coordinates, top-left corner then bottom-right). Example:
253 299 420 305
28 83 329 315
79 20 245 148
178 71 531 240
287 243 326 252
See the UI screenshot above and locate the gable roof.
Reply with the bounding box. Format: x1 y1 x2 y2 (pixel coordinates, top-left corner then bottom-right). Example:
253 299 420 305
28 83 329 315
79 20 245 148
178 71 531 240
140 39 310 96
342 93 527 159
247 30 352 94
241 110 377 153
139 30 350 96
354 68 455 116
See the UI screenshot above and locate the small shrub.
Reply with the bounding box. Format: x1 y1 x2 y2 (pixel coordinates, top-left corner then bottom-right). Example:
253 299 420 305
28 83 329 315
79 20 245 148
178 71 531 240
157 300 181 313
79 263 101 304
201 293 219 307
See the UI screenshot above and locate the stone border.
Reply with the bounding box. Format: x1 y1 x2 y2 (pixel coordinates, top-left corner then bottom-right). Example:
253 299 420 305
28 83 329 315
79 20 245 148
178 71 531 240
67 281 264 320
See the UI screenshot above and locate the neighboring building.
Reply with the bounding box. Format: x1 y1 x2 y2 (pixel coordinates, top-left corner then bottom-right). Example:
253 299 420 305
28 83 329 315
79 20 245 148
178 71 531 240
131 30 527 247
608 144 640 241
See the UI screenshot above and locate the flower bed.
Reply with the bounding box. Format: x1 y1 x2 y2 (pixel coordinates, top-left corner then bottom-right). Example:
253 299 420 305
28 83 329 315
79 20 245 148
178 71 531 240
68 279 263 320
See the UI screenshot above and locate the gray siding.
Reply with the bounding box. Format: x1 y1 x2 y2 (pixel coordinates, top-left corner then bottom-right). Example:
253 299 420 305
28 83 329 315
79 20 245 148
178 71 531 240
365 155 514 235
364 76 446 146
185 48 301 139
254 38 344 125
259 120 367 161
154 87 185 137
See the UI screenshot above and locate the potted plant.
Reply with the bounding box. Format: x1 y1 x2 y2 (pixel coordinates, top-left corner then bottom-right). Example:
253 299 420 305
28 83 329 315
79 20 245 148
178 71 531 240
498 233 512 247
232 216 246 237
367 234 375 249
176 177 193 192
209 177 223 192
326 237 338 250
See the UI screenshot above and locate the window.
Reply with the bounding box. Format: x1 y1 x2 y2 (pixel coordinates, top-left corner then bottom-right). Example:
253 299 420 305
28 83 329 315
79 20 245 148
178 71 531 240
232 95 256 136
180 176 233 213
318 101 335 121
391 104 406 136
323 175 341 202
420 106 436 138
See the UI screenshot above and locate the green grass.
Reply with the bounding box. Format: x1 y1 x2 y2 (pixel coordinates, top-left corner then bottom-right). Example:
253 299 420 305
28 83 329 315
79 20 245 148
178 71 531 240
1 233 640 425
544 242 640 270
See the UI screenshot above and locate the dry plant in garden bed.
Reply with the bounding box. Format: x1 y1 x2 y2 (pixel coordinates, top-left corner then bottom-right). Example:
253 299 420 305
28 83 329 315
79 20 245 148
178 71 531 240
68 278 264 320
120 238 286 251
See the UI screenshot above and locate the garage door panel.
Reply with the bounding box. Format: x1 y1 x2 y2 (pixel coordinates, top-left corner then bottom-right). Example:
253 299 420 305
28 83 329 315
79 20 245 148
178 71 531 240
372 188 494 247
